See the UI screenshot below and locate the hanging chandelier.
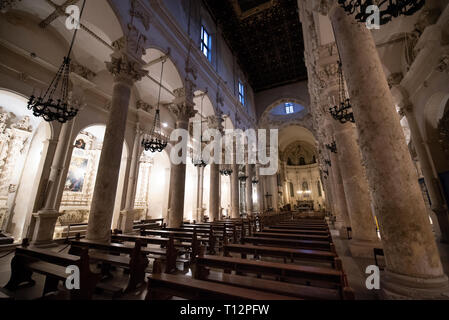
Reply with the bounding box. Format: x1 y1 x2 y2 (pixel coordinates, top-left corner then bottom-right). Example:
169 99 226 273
220 168 233 176
239 174 249 182
219 116 232 176
329 62 355 124
192 94 208 167
252 178 259 185
326 141 338 154
142 60 168 153
337 0 426 25
27 0 87 124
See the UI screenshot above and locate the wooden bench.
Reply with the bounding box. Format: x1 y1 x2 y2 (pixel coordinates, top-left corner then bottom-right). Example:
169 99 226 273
145 273 301 300
140 229 216 254
264 227 330 236
223 243 337 267
194 255 353 299
69 239 149 292
253 231 332 242
203 272 342 300
111 233 192 267
242 236 335 252
271 224 329 231
5 246 99 299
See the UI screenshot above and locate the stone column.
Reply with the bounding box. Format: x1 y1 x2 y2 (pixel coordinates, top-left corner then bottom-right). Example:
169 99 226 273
209 162 220 221
31 120 75 246
256 165 263 213
271 174 279 212
323 121 351 236
329 4 449 298
87 52 147 242
167 87 197 227
395 91 449 243
121 123 142 233
245 164 254 215
231 162 240 218
208 114 224 222
333 120 380 256
195 166 205 222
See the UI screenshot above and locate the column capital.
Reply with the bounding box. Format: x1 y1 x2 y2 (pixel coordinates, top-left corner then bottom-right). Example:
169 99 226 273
312 0 336 16
106 52 147 85
207 113 225 133
169 86 197 123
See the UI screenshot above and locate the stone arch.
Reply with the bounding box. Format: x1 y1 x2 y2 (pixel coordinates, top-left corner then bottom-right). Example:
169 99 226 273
424 92 449 174
56 124 129 234
134 148 171 222
0 89 52 240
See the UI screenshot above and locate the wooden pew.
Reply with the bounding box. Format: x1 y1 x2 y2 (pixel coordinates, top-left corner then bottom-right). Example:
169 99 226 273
242 236 335 252
253 231 332 242
5 245 99 300
194 255 354 300
111 233 192 267
270 224 329 231
69 239 150 292
223 243 337 267
145 273 301 300
264 227 330 236
140 229 216 255
145 260 300 300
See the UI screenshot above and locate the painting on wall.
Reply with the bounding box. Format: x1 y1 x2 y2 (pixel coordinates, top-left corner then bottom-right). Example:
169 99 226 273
65 157 88 192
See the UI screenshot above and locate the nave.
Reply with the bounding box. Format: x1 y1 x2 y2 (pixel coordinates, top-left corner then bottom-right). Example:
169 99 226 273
0 0 449 302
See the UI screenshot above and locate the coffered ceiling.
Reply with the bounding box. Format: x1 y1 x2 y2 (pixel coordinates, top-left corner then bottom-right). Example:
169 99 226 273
203 0 307 92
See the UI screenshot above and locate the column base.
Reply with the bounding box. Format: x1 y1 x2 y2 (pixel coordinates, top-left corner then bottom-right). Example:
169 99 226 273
31 209 63 247
349 239 382 258
196 208 205 223
380 270 449 300
120 209 137 234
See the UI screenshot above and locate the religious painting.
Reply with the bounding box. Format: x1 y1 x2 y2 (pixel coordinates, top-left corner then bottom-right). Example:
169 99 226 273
65 157 88 192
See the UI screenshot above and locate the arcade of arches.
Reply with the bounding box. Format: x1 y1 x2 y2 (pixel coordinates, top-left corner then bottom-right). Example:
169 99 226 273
0 0 449 300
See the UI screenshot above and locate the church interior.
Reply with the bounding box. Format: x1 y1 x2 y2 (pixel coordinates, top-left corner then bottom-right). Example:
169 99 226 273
0 0 449 302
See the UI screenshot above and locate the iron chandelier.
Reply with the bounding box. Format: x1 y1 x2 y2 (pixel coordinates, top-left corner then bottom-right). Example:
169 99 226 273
337 0 426 25
27 0 87 123
329 62 355 124
220 168 233 176
142 60 168 153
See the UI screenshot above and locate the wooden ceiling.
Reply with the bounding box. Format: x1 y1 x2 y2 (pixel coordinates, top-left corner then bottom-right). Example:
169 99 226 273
203 0 307 92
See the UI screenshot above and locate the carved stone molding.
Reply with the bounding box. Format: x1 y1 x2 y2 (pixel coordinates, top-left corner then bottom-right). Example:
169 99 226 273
130 0 151 31
105 53 147 83
436 53 449 74
136 100 153 113
387 72 404 89
0 0 21 13
112 31 147 62
71 61 97 81
207 114 225 133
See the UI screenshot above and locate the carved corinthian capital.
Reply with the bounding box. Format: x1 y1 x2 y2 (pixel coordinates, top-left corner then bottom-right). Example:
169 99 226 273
1 0 21 13
169 87 197 123
313 0 335 16
105 53 147 84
